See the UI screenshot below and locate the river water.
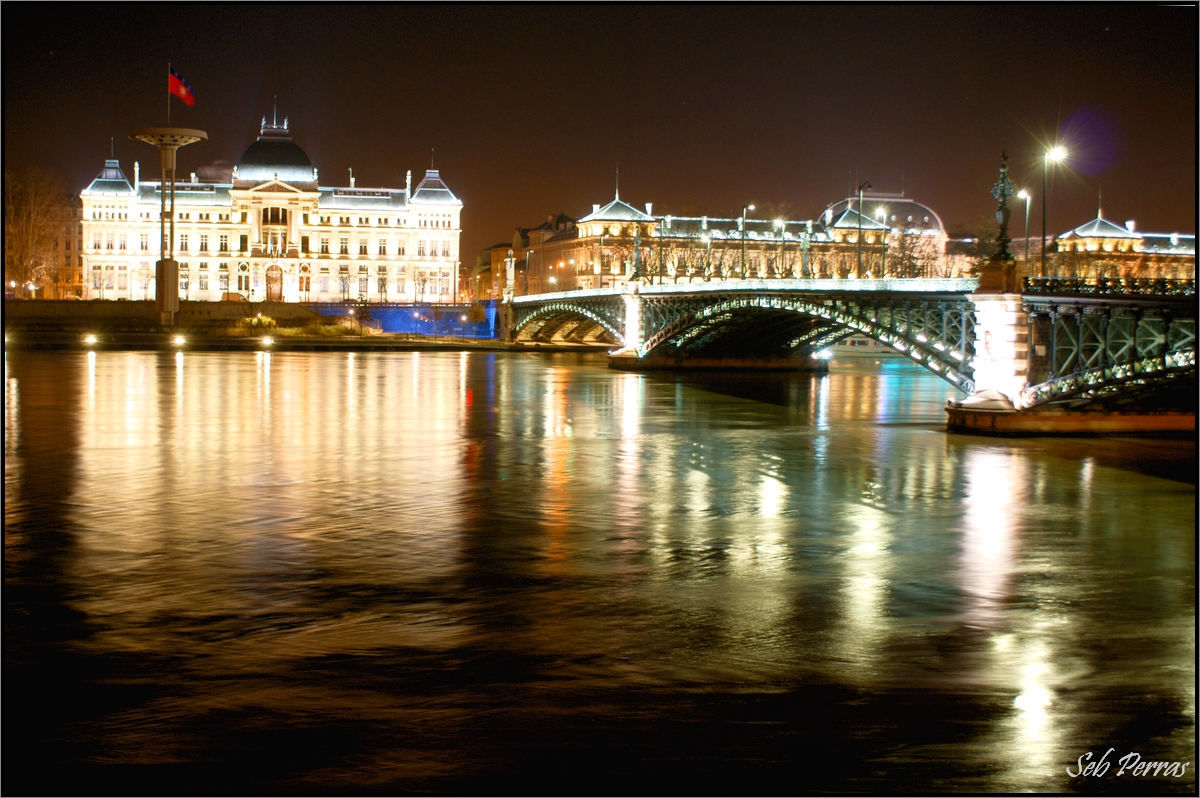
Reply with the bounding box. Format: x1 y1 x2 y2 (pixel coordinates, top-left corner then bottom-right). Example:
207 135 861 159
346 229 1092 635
4 349 1195 793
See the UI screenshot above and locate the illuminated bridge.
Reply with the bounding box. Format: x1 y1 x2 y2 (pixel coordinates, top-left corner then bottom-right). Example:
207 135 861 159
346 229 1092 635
506 277 1196 409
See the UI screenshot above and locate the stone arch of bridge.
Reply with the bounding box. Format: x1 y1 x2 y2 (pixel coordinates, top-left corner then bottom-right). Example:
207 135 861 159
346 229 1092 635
513 303 623 345
640 297 975 392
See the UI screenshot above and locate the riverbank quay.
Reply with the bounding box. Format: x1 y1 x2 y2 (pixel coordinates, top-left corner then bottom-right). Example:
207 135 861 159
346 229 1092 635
946 402 1195 436
2 329 516 353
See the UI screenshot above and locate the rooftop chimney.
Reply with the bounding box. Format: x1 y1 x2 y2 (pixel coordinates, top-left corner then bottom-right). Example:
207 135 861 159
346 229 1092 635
593 204 600 214
645 203 653 216
134 162 140 191
1125 220 1136 233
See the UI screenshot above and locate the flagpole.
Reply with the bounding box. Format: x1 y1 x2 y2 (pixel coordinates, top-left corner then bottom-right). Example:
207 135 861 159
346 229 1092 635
167 62 171 125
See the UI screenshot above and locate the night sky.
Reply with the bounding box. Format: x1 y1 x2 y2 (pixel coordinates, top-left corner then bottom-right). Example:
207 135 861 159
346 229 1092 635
5 5 1195 261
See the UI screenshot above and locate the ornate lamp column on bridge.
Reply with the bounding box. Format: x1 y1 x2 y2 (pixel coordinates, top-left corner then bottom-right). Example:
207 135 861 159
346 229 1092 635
968 153 1029 404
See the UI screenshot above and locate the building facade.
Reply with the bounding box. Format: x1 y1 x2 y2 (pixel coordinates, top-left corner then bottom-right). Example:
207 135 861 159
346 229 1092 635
499 191 948 296
1050 212 1195 279
81 117 462 303
490 190 1195 296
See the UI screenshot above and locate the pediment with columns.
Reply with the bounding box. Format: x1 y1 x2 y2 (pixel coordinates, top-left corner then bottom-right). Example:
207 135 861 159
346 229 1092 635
245 179 307 194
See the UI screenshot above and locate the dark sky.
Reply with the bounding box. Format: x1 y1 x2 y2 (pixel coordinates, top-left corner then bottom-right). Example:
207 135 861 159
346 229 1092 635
5 5 1195 260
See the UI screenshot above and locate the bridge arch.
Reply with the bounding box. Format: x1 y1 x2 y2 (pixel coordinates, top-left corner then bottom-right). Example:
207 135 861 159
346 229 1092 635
639 295 975 391
513 302 624 346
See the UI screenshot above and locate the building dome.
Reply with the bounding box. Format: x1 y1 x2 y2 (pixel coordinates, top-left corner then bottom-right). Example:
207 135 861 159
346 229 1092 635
234 116 316 185
823 192 944 235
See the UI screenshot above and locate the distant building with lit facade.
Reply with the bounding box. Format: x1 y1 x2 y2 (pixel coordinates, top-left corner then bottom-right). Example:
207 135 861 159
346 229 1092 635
80 116 462 302
1051 212 1195 279
479 189 1195 297
485 190 951 296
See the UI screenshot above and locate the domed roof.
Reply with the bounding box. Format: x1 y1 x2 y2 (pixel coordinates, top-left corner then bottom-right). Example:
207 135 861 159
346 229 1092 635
234 116 316 184
823 193 943 235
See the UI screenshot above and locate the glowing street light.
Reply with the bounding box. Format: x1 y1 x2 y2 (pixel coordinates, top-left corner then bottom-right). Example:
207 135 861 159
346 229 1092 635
740 204 755 279
1041 145 1068 275
172 335 185 346
876 207 888 277
1017 189 1032 266
856 182 871 276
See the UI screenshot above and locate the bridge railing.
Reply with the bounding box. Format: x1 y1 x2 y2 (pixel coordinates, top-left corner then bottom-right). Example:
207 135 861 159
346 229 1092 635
514 277 980 303
1024 277 1196 297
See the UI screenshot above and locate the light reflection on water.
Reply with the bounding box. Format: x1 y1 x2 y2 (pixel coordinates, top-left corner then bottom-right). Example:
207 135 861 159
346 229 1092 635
4 350 1195 793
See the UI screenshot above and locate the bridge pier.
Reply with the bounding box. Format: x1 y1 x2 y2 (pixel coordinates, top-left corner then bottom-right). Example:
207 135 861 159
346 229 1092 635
967 292 1028 405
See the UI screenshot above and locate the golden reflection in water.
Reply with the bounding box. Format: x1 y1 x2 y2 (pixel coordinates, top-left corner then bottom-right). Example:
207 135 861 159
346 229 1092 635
70 352 474 661
3 357 19 526
538 366 574 569
6 351 1192 792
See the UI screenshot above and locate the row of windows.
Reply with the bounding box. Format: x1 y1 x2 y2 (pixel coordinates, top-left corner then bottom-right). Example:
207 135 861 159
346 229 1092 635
309 237 451 257
87 232 454 257
87 208 457 228
84 213 457 232
92 272 453 295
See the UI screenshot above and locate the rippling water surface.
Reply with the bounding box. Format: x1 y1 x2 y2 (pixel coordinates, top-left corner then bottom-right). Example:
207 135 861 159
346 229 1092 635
4 350 1195 793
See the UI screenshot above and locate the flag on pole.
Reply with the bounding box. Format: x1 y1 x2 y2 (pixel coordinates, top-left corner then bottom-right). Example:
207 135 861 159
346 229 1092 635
169 67 195 106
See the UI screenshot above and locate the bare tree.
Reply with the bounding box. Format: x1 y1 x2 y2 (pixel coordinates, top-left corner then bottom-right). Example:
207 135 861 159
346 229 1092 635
5 166 71 297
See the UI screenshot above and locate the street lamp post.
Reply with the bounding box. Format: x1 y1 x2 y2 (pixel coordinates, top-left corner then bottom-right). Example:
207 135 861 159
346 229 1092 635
876 207 888 277
1017 189 1031 268
775 219 785 278
130 127 207 326
856 182 871 277
740 204 755 279
1041 146 1067 276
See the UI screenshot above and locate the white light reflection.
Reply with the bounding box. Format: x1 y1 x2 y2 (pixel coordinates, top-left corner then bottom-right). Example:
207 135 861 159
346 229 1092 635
621 373 641 439
959 450 1022 629
833 503 894 677
759 473 786 518
960 448 1065 782
815 373 830 431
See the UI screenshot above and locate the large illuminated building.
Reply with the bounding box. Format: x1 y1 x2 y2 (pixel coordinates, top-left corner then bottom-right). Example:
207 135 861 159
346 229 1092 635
482 191 949 297
475 189 1195 298
1052 212 1195 279
80 116 462 302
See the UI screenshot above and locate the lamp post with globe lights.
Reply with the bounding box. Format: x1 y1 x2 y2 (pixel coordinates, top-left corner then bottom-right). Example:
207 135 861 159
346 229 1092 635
1041 146 1067 276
